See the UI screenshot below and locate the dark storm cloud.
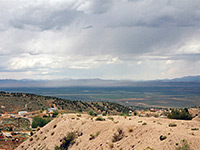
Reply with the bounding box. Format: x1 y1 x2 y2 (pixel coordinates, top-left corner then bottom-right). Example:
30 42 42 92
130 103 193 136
10 9 81 30
8 1 81 30
3 0 113 31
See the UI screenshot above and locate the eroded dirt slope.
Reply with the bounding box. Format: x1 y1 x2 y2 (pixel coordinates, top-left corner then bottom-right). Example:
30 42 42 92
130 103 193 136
17 114 200 150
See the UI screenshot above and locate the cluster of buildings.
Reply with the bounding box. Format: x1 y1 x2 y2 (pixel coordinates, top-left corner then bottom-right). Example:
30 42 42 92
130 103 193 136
0 107 58 119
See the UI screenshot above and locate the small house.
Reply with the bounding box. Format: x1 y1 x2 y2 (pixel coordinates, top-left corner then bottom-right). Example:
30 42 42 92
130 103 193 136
47 108 58 113
18 111 28 116
5 133 12 138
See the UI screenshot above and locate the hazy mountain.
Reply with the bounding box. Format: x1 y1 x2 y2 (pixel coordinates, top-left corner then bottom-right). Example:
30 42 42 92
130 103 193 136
170 75 200 82
0 75 200 88
0 79 134 87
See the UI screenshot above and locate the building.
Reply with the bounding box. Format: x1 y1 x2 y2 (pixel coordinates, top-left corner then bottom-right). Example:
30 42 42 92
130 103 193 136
47 108 58 113
5 133 12 138
18 111 28 116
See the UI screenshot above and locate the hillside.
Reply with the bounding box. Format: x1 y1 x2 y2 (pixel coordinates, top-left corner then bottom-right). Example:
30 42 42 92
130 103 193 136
0 91 130 114
16 114 200 150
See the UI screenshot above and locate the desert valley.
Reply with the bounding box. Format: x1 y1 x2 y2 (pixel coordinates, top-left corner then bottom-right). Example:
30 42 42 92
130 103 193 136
1 0 200 149
0 91 199 150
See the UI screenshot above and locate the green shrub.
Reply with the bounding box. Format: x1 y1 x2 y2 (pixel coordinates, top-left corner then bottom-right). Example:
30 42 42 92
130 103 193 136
142 122 147 125
52 111 59 118
95 117 105 121
77 114 81 117
154 114 159 118
120 113 129 116
159 135 167 141
107 116 114 121
191 128 199 130
167 108 192 120
102 112 106 116
88 111 97 116
157 122 162 125
112 128 124 142
32 116 51 128
169 123 177 127
114 121 119 124
95 131 100 137
89 131 101 140
59 132 76 150
54 145 60 150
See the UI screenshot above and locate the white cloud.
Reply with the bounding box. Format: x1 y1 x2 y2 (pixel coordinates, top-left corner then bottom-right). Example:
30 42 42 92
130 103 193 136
0 0 200 79
177 40 200 54
7 53 121 71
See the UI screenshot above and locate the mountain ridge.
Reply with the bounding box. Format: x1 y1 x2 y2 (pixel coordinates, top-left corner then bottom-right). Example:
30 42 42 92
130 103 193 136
0 75 200 87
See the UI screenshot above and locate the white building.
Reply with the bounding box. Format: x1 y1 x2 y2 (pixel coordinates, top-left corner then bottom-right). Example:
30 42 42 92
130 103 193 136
18 111 28 116
6 133 12 138
47 108 58 113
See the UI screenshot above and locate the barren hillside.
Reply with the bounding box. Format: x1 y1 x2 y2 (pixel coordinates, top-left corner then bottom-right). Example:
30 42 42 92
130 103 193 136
17 114 200 150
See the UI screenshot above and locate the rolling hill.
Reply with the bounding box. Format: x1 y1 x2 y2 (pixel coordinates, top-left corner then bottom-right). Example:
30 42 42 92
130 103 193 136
0 91 131 114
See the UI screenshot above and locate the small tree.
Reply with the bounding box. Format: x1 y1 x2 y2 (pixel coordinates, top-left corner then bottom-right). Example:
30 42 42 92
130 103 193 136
102 112 106 116
88 111 97 116
32 116 51 128
167 108 192 120
52 111 59 118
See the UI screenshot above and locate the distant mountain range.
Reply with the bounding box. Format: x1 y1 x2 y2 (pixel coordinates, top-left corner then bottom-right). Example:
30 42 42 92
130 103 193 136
170 75 200 82
0 75 200 88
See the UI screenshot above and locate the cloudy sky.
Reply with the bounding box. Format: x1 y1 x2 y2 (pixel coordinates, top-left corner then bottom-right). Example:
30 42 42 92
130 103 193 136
0 0 200 80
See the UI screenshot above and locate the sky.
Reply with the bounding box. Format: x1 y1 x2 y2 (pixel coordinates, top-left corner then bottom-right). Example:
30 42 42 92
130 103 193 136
0 0 200 80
